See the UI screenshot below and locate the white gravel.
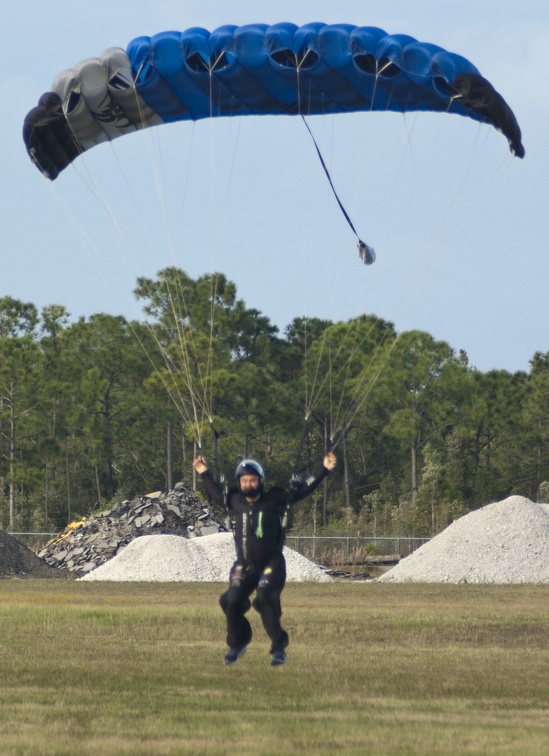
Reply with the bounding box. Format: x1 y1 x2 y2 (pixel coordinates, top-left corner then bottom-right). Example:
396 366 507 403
79 495 549 584
79 532 332 582
378 495 549 583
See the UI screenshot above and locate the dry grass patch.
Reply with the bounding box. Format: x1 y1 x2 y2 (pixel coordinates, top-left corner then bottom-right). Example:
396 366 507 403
0 581 548 754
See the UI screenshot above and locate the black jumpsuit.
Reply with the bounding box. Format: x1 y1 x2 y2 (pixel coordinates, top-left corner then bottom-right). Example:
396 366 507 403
199 466 330 653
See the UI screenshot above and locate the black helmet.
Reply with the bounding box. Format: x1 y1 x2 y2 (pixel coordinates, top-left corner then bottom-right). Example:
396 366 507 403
235 458 265 491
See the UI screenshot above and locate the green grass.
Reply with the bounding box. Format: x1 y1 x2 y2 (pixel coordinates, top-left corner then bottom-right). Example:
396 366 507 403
0 581 548 754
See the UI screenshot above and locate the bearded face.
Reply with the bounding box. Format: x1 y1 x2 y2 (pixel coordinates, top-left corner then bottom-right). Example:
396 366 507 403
239 474 261 498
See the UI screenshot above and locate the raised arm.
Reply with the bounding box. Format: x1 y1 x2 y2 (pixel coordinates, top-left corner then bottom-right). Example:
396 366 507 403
193 456 225 508
290 452 337 503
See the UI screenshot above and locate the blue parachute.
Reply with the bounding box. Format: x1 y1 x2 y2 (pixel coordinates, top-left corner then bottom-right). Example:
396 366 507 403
23 23 524 182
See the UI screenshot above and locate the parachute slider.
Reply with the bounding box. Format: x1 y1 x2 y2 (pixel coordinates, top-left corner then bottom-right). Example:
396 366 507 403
357 240 376 265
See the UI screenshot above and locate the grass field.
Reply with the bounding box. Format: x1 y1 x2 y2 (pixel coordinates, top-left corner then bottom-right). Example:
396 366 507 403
0 580 548 755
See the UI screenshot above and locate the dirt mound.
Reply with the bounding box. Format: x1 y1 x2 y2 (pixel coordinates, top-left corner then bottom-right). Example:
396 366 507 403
0 530 67 579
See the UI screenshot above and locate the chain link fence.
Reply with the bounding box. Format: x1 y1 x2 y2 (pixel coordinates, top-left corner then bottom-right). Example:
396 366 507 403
10 531 431 572
8 532 57 550
285 534 431 571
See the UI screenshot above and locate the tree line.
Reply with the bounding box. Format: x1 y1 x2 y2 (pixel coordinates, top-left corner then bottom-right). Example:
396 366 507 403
1 267 548 538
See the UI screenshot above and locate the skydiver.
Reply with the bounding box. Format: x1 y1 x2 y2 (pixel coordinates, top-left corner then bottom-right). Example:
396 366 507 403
193 451 337 666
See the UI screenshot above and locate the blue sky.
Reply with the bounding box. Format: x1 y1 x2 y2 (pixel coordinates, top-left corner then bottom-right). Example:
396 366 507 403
2 1 548 373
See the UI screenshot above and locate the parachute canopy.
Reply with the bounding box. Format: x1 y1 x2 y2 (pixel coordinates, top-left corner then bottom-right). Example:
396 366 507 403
24 22 524 180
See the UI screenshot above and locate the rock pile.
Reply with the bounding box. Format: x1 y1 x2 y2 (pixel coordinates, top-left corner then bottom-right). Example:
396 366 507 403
38 483 226 574
0 529 68 579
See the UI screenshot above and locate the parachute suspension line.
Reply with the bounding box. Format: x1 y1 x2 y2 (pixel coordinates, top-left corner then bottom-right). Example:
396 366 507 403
134 71 225 447
295 67 327 436
95 111 214 445
205 271 222 430
294 102 404 437
302 306 404 453
129 315 207 447
208 61 214 119
413 128 506 281
202 76 230 435
296 111 359 435
293 416 311 475
127 157 214 445
51 161 200 439
168 333 208 447
131 67 193 268
301 323 346 448
296 58 302 117
305 317 373 415
370 72 380 111
206 53 231 261
301 317 370 451
329 329 400 449
317 110 506 450
305 329 340 422
161 271 215 436
302 326 325 421
309 324 362 439
135 269 208 448
47 181 126 294
367 111 418 248
328 340 358 442
370 60 395 112
377 60 395 76
61 148 134 264
302 312 337 430
146 124 181 264
49 149 202 439
328 418 354 456
301 325 333 457
212 51 227 72
327 144 509 450
300 117 376 265
124 120 214 446
317 263 395 436
50 177 207 449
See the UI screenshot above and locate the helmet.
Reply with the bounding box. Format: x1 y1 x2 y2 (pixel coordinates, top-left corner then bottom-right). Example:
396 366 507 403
235 458 265 491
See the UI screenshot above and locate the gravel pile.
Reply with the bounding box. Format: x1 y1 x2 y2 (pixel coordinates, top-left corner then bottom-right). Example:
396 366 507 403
378 495 549 583
79 532 332 582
